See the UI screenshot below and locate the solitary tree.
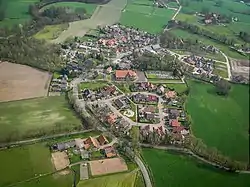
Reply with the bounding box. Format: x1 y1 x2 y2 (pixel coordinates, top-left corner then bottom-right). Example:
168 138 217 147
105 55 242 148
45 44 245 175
215 79 231 96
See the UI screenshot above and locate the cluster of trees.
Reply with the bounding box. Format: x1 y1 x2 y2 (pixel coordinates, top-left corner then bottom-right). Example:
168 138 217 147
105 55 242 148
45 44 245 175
38 0 110 7
0 0 5 21
25 5 87 35
140 130 171 145
215 79 231 96
239 31 250 43
172 21 237 46
133 51 181 72
160 30 218 55
185 135 248 171
0 27 64 71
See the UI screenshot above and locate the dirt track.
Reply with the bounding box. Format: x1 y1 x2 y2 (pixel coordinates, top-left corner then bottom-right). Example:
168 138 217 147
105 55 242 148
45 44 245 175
0 62 52 102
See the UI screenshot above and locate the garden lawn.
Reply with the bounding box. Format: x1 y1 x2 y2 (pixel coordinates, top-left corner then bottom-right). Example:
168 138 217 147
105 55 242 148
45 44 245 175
170 28 247 60
77 171 137 187
186 80 249 162
165 83 187 93
0 96 81 142
13 171 74 187
0 143 54 186
114 83 131 93
79 81 107 90
34 24 69 40
143 148 250 187
148 78 183 84
40 2 97 15
0 0 39 27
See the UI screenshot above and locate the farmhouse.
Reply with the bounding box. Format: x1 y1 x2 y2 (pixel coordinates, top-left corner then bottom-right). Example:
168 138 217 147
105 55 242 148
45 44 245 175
103 146 117 158
115 70 137 81
106 113 118 125
141 125 166 137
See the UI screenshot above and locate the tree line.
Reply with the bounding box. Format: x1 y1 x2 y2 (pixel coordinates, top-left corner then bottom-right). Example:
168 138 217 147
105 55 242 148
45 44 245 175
0 26 64 71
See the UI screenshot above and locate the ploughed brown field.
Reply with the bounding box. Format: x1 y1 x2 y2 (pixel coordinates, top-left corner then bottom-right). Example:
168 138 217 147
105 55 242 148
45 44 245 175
0 62 52 102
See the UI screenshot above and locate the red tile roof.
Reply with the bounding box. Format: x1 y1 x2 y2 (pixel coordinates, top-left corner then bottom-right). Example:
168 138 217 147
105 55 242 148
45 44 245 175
115 70 136 78
97 135 109 146
170 119 180 127
172 126 185 133
165 91 177 98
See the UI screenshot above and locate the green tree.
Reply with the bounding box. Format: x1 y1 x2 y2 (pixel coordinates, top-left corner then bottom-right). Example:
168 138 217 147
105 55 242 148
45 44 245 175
215 79 231 96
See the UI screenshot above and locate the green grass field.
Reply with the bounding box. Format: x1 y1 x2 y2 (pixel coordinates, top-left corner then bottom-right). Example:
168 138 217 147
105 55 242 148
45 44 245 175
0 96 81 142
164 83 187 93
143 148 250 187
79 81 108 90
34 24 69 40
13 172 74 187
148 78 183 84
77 170 138 187
0 143 54 186
40 2 97 15
120 1 175 33
0 0 39 27
186 80 249 162
170 28 247 60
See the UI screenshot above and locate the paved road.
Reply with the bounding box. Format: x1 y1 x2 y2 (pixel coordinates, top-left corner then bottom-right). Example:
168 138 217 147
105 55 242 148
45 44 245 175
134 156 153 187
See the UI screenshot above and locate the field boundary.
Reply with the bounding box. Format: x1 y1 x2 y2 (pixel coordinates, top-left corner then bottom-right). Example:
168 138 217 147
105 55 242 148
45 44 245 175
0 129 94 149
141 144 250 174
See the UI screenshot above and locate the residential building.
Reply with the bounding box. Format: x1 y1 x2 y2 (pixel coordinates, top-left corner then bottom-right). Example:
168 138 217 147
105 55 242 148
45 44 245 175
103 146 117 158
115 70 137 81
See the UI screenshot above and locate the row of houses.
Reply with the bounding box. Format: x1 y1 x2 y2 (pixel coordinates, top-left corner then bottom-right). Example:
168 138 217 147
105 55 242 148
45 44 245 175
50 75 68 92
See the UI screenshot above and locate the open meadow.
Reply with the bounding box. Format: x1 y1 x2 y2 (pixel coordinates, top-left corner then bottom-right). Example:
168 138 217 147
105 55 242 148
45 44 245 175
13 172 74 187
186 80 249 162
0 0 39 27
120 0 175 33
34 24 69 40
0 62 52 102
143 148 250 187
0 96 82 143
0 143 54 186
77 170 138 187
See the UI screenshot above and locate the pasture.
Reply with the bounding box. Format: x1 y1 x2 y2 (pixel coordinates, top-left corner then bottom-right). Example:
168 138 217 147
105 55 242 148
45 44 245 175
143 148 250 187
40 2 97 15
77 170 138 187
0 96 82 143
186 80 249 162
170 29 247 60
13 172 74 187
120 1 175 33
34 24 69 40
0 143 54 187
0 0 39 27
0 62 52 102
165 83 187 93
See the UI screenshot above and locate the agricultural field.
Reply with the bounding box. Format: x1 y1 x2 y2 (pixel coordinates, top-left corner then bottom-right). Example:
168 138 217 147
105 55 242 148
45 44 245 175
170 29 248 60
186 80 249 162
143 148 250 187
0 143 54 187
0 96 82 143
120 0 175 33
40 2 97 15
0 62 52 102
34 24 69 41
148 79 183 84
13 172 74 187
52 0 127 43
0 0 39 27
77 170 138 187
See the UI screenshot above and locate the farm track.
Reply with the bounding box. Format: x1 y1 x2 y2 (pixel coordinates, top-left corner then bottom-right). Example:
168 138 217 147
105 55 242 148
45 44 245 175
51 0 128 43
0 129 94 148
